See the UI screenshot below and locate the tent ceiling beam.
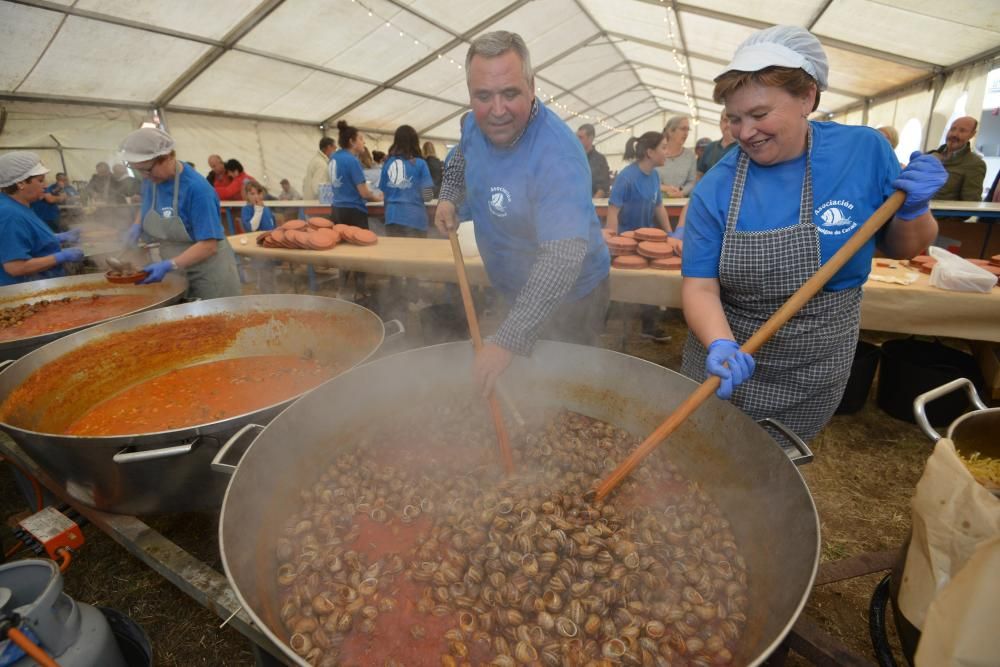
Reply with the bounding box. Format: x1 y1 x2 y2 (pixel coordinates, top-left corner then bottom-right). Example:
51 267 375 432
568 84 649 122
657 1 940 72
155 0 287 108
593 107 665 144
541 62 632 105
384 0 462 40
0 91 153 112
571 0 658 135
807 0 836 30
823 44 1000 118
322 0 531 127
609 33 860 100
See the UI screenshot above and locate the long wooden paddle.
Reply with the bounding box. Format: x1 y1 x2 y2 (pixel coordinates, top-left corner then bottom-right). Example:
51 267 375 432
447 230 515 474
594 190 907 501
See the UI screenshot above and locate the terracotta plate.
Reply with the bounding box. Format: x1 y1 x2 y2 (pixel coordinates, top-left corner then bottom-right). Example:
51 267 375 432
105 270 149 284
611 255 649 270
282 219 308 231
637 241 673 259
634 227 668 242
308 216 333 229
649 257 682 270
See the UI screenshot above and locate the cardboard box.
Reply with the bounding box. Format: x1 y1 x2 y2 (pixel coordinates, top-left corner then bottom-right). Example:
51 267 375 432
971 340 1000 401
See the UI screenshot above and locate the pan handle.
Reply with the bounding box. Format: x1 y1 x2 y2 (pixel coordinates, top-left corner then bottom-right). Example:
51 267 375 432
0 360 15 373
113 439 197 464
383 319 406 340
211 423 264 475
913 378 987 443
758 418 813 465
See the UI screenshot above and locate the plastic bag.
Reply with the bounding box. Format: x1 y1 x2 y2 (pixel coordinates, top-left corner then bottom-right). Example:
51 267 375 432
928 246 998 293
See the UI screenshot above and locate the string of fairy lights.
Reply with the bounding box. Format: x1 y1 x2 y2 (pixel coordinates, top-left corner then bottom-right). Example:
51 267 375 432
347 0 699 133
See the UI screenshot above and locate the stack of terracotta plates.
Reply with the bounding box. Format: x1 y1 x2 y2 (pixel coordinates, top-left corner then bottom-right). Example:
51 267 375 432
256 217 378 251
907 254 936 274
604 227 681 270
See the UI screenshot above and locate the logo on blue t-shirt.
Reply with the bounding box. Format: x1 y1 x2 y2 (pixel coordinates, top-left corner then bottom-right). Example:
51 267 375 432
489 186 511 217
387 160 412 189
814 199 857 236
330 162 341 188
160 207 175 218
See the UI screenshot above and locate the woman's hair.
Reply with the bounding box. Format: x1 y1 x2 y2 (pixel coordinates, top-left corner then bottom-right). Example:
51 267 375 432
422 141 437 158
713 66 821 111
224 158 244 174
336 120 359 149
877 126 899 148
372 150 386 163
244 180 266 196
663 115 690 138
390 125 422 160
624 131 665 161
1 184 18 195
359 147 374 169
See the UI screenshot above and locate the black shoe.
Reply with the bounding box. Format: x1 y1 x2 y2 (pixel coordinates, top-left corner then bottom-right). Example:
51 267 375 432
639 328 671 343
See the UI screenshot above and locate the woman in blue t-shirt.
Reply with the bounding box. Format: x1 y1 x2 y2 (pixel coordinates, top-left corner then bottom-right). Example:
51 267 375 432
0 151 84 286
606 132 675 341
680 26 946 443
329 120 382 300
379 125 435 313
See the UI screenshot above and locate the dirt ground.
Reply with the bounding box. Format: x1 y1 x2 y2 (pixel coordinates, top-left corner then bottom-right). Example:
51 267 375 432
0 266 988 666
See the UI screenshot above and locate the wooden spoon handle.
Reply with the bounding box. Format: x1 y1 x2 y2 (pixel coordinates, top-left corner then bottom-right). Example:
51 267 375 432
448 230 515 474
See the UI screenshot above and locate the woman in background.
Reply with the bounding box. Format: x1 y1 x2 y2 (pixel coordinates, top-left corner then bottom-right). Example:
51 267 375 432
656 115 698 198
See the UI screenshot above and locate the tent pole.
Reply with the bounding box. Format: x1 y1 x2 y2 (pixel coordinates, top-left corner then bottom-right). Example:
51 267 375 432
48 134 68 176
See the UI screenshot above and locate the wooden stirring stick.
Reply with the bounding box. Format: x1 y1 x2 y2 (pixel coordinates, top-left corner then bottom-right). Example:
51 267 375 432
595 191 907 501
448 230 515 474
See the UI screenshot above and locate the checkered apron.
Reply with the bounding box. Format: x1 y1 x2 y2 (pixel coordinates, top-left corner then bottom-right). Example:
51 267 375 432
681 129 861 443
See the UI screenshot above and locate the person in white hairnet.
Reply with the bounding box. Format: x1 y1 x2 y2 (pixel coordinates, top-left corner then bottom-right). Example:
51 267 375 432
0 151 84 286
119 128 240 300
680 26 947 443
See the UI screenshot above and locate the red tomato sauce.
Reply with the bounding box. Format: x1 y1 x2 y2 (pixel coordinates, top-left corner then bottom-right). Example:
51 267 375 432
0 294 158 342
65 355 333 435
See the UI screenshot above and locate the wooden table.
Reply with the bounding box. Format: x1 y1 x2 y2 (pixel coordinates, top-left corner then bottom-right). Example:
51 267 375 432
930 200 1000 257
231 235 1000 343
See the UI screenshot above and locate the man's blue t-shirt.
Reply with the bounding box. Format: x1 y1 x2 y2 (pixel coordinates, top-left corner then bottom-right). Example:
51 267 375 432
608 162 663 233
30 184 62 227
239 204 276 232
329 149 367 213
0 193 63 286
379 156 434 230
140 165 225 241
682 122 900 291
460 102 610 300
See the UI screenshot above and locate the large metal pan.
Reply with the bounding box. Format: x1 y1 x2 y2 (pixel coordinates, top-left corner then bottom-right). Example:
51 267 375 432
0 272 187 361
0 295 397 514
216 341 819 666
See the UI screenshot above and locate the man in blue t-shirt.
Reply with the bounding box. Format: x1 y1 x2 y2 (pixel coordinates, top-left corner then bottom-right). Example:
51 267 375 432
435 31 610 397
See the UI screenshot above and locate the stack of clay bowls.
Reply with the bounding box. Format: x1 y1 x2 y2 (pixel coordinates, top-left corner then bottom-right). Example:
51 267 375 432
603 227 681 270
256 217 378 251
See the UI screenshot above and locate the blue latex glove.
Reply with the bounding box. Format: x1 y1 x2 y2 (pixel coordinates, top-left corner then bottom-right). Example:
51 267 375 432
123 223 142 247
706 338 755 400
55 228 81 244
669 226 685 241
54 248 84 264
892 152 948 220
139 260 175 284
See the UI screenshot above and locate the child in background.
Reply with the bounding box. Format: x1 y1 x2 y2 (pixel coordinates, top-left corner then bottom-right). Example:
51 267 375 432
241 180 277 293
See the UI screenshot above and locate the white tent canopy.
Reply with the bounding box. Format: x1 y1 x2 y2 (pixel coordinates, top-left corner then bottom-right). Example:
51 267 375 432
2 0 998 187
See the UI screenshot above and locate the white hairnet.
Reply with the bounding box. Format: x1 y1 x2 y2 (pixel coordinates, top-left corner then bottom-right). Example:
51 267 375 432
119 127 176 163
718 25 829 91
0 151 50 188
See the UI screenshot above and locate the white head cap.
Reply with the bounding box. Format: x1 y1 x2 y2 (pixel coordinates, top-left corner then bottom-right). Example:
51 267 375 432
717 25 829 91
0 151 50 188
119 127 175 163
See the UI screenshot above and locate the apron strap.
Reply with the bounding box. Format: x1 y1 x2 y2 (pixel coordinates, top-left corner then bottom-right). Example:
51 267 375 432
149 162 182 211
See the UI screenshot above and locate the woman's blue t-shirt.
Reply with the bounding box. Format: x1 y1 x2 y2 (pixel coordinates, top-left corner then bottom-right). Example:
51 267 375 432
0 193 63 285
608 162 663 233
379 156 434 230
460 103 610 301
329 149 367 213
682 122 900 290
239 204 276 232
140 165 225 241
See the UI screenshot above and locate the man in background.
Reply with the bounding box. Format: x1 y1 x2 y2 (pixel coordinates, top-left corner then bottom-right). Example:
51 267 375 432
929 116 987 201
697 115 737 177
576 123 610 197
303 137 335 200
